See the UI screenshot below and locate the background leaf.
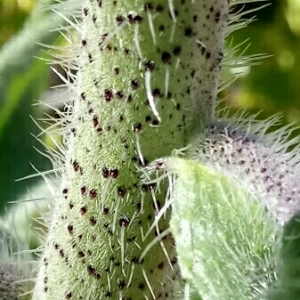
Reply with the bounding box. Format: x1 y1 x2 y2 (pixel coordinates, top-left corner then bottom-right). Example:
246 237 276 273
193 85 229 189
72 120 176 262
267 213 300 300
0 0 65 212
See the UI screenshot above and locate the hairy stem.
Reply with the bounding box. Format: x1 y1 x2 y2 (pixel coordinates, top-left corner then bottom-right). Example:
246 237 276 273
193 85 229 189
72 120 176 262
33 0 229 298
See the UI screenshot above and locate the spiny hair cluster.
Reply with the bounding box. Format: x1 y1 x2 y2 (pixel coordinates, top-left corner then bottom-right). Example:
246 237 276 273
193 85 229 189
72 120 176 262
190 112 300 224
0 221 35 300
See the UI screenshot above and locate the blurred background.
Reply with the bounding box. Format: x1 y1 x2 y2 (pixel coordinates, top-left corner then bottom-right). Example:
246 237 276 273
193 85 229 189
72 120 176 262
0 0 299 217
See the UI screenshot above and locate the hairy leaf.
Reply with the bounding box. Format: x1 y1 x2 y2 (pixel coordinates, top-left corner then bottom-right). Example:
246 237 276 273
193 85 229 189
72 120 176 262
154 157 281 300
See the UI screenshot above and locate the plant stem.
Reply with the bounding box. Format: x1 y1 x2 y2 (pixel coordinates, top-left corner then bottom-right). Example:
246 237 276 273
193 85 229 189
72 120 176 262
33 0 229 298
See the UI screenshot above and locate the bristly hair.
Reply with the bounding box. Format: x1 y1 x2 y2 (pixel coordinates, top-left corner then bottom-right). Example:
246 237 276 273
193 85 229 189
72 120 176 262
0 213 35 300
188 108 300 224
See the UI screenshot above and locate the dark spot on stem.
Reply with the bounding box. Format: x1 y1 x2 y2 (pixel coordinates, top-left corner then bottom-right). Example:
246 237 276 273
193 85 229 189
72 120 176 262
97 0 102 8
90 217 97 226
215 11 220 23
158 262 164 269
134 15 143 23
67 225 73 235
73 160 79 172
102 167 109 178
81 92 86 100
141 184 149 192
89 189 98 199
93 115 99 127
103 207 110 214
152 119 159 126
138 283 145 290
116 91 124 99
173 46 181 56
159 25 164 32
78 251 85 258
152 88 161 97
118 280 126 289
80 206 87 215
117 186 127 197
119 217 130 227
110 168 119 179
184 27 193 37
104 88 113 102
80 186 86 195
83 8 88 16
116 15 125 25
144 60 155 71
134 123 142 132
156 5 163 12
131 79 139 90
161 52 171 63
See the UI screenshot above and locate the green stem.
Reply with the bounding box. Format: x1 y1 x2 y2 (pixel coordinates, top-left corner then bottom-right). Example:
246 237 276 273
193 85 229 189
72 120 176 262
33 0 229 298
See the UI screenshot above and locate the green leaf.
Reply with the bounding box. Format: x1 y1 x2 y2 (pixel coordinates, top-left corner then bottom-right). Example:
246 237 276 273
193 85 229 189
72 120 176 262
161 157 280 300
267 213 300 300
0 0 67 209
0 57 51 209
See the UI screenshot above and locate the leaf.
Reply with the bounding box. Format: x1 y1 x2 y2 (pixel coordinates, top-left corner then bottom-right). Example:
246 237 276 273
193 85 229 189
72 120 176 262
0 0 67 208
266 213 300 300
0 57 51 207
158 157 281 300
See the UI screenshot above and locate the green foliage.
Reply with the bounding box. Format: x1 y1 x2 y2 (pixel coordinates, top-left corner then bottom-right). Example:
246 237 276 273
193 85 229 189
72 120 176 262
0 0 64 209
0 58 50 207
225 0 300 126
267 214 300 300
149 157 280 299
